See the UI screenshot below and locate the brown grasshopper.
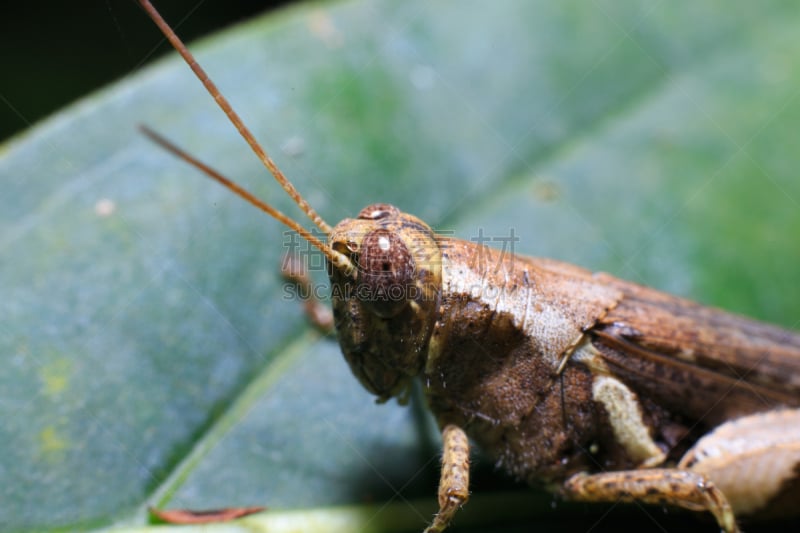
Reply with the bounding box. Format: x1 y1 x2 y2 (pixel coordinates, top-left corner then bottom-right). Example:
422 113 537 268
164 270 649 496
137 1 800 531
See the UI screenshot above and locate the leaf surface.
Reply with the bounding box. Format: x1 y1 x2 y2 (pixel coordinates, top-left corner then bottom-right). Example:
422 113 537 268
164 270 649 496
1 1 799 531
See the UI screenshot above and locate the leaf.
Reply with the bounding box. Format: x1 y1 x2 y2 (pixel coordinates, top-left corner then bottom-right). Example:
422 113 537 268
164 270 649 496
2 0 799 532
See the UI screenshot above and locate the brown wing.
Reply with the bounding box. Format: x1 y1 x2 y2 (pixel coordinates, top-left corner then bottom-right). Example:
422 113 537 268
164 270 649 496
589 274 800 427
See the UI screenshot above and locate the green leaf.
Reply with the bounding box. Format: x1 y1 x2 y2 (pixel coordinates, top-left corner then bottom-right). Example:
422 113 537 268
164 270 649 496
2 0 799 532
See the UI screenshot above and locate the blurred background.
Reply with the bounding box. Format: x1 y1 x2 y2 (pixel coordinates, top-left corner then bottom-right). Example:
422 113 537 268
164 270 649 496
0 0 295 142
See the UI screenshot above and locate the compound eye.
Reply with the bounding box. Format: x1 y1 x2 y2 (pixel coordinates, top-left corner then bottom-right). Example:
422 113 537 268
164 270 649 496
356 229 415 318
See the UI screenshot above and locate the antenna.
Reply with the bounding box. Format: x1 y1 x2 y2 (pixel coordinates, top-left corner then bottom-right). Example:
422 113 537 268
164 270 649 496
139 126 354 274
136 0 355 276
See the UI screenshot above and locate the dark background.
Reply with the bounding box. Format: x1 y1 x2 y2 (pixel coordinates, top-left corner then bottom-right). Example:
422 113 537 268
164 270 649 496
0 0 293 143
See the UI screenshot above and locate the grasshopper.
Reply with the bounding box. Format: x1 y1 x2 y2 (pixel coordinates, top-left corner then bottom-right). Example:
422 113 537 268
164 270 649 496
137 1 800 531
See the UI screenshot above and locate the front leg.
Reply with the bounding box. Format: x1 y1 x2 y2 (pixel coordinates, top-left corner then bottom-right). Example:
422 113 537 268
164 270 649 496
281 252 334 332
562 468 737 532
424 424 470 533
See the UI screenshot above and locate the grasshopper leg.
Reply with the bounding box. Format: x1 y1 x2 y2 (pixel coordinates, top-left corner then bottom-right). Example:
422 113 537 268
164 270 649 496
562 468 738 532
678 408 800 518
424 424 470 533
281 252 334 332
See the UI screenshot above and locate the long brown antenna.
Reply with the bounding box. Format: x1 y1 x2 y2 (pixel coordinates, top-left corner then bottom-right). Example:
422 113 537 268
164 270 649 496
137 0 332 235
140 126 355 276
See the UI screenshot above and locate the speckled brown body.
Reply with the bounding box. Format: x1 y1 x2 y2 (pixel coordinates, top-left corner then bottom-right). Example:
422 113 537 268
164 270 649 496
425 239 800 485
425 238 623 484
328 204 800 531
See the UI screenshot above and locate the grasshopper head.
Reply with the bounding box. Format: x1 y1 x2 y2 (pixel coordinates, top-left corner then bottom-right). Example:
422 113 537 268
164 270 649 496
328 203 442 402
